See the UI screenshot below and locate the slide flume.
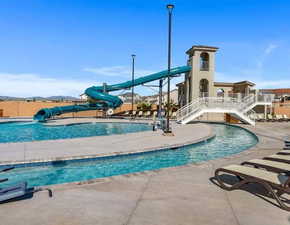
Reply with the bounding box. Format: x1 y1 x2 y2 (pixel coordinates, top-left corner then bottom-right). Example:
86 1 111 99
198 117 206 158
33 66 191 121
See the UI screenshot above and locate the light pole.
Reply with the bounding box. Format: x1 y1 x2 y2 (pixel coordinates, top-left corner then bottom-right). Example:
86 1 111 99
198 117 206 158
158 79 163 121
131 54 136 118
165 4 174 134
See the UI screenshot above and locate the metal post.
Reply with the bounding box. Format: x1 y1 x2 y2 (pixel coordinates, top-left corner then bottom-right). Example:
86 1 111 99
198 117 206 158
158 79 163 120
165 4 174 134
103 83 107 118
131 54 136 118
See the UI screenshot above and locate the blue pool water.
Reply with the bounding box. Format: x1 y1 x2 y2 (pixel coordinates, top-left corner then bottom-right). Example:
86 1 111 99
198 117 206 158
0 124 258 188
0 122 152 143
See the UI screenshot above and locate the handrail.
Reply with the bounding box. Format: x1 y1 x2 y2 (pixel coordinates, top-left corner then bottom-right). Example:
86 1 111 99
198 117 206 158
176 93 274 124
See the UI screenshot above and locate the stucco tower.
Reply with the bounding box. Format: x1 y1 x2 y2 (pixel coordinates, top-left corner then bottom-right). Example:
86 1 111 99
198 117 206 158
184 45 218 104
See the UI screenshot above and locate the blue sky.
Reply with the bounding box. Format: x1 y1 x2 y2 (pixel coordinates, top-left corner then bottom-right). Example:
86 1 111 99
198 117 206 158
0 0 289 97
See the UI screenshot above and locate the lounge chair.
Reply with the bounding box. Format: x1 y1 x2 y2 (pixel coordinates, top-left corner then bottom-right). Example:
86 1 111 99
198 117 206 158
123 111 130 117
241 159 290 173
138 111 143 117
264 154 290 163
215 165 290 211
0 182 28 203
275 114 284 122
285 138 290 150
270 114 279 122
144 111 151 117
267 114 274 122
283 114 290 122
277 151 290 155
0 166 52 203
256 114 265 122
166 111 173 118
0 166 14 173
171 111 177 119
132 111 137 116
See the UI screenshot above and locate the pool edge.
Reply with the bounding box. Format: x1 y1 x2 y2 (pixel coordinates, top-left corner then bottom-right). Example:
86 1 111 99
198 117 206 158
0 125 216 167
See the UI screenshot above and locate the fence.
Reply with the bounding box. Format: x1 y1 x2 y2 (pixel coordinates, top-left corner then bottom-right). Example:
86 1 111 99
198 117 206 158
0 101 140 118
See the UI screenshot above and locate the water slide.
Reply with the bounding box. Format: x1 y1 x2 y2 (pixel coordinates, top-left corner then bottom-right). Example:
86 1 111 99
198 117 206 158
33 66 191 121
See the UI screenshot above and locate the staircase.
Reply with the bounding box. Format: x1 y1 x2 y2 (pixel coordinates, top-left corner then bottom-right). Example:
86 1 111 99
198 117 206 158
176 94 274 126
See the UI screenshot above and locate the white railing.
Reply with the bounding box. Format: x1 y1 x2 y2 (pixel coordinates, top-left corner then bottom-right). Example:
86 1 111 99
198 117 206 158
238 94 255 111
256 93 275 103
176 99 201 121
176 93 274 124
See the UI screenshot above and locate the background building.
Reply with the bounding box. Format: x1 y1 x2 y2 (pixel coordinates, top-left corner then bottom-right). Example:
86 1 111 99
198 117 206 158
177 45 257 106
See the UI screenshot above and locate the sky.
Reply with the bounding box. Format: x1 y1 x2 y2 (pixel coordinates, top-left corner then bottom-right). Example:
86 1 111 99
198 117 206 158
0 0 290 97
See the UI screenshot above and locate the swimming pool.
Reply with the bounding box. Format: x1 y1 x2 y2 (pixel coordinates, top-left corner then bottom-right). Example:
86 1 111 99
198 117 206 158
0 124 258 188
0 122 152 143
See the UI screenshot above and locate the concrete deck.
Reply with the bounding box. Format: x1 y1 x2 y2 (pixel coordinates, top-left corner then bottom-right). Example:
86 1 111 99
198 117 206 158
0 121 290 225
0 118 214 164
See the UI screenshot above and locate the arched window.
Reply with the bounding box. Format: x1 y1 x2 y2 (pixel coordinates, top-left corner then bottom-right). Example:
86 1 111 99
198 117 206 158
199 79 209 97
200 52 209 71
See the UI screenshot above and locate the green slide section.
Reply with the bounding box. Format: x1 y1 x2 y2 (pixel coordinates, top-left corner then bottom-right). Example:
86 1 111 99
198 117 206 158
33 66 191 121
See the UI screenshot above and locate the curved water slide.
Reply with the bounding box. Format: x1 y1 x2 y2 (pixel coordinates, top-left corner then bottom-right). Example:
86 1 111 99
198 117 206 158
33 66 191 121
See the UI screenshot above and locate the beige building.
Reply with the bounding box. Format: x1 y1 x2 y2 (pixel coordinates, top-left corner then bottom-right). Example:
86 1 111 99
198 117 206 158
177 45 256 106
142 89 178 105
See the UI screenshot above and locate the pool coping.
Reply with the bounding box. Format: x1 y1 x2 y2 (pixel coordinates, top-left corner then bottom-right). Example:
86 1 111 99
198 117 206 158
0 124 216 167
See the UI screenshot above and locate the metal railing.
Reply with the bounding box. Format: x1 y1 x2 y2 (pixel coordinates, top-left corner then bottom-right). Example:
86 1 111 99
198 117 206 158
176 99 201 121
256 93 275 103
244 109 256 122
176 93 274 124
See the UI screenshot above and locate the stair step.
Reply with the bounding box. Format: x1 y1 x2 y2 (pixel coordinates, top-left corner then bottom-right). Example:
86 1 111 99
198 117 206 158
283 147 290 150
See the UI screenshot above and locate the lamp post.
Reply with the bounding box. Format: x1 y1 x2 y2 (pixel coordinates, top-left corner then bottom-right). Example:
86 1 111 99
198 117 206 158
165 4 174 134
158 79 163 121
131 54 136 118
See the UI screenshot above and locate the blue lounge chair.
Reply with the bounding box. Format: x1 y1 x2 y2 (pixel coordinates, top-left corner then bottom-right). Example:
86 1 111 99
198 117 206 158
0 166 52 203
0 166 15 173
0 182 28 203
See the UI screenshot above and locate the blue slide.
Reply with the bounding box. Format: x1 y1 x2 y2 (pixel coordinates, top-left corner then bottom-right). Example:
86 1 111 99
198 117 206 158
34 66 191 121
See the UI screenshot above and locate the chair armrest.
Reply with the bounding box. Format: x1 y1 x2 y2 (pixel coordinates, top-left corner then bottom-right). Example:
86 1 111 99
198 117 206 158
284 171 290 176
0 166 15 173
0 178 8 183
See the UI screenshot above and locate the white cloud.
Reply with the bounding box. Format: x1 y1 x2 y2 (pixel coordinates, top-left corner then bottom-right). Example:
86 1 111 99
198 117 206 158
216 71 290 89
264 44 278 55
0 73 99 97
256 43 279 71
216 43 282 86
83 66 155 78
256 79 290 89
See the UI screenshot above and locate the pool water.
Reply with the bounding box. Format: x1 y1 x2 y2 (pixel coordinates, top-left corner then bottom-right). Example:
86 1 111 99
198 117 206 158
0 124 258 188
0 122 152 143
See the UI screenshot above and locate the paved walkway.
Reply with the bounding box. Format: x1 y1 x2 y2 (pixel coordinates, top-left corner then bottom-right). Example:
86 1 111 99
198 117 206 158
0 118 213 164
0 121 290 225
